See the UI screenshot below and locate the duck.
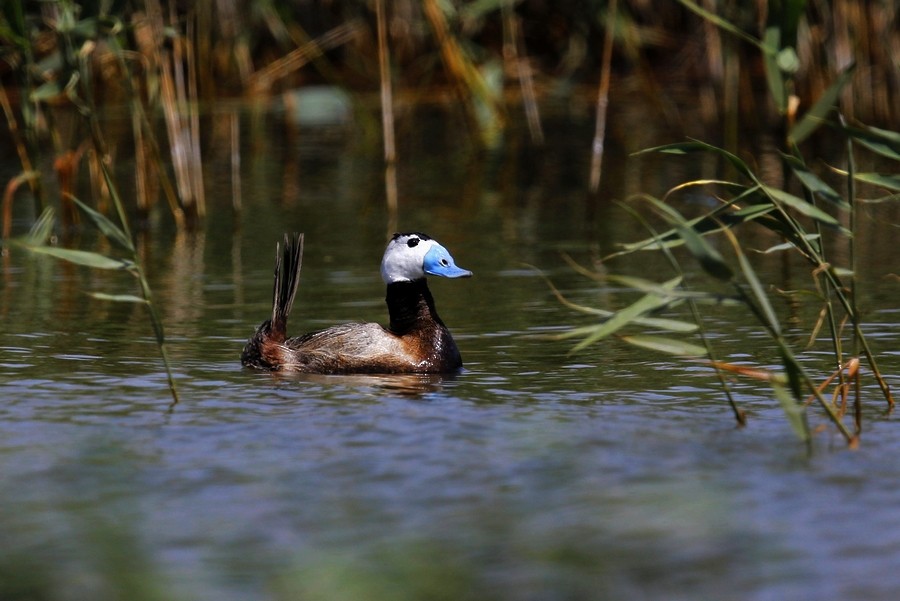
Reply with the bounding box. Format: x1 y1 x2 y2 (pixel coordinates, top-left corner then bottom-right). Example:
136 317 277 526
241 232 472 374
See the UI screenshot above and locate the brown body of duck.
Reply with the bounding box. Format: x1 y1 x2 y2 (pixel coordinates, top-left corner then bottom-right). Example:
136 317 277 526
241 232 472 374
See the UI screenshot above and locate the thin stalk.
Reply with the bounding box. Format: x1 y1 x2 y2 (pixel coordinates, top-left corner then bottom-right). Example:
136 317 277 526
589 0 617 194
842 114 864 428
843 114 859 357
422 0 504 141
621 200 746 426
375 0 398 228
76 48 180 405
0 81 43 207
503 6 543 144
720 228 853 444
749 170 893 407
788 150 846 385
185 12 206 218
231 110 242 215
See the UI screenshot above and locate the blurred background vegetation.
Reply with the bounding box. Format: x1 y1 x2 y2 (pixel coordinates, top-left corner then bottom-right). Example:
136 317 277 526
1 0 897 230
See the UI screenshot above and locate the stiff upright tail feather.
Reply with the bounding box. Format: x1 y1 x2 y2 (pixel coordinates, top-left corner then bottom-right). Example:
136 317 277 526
241 232 303 369
270 232 304 342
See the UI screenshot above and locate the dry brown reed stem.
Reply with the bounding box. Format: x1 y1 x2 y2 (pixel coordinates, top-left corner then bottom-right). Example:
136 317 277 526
503 7 543 145
0 82 42 206
139 0 204 225
375 0 398 226
589 0 618 194
230 111 241 214
422 0 504 137
2 172 39 239
246 22 362 94
54 149 83 227
185 11 205 217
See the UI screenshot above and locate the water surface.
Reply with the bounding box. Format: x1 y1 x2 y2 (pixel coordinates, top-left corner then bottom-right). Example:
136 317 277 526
1 101 899 600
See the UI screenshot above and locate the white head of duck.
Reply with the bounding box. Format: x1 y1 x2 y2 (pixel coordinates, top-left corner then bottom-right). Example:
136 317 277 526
380 232 472 284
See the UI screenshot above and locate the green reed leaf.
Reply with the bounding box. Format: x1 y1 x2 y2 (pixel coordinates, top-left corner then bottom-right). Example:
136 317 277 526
758 234 820 254
536 269 698 332
621 334 708 358
25 245 135 271
570 279 682 352
760 185 841 226
783 158 849 209
721 228 781 335
789 63 856 145
616 188 775 257
631 316 699 333
646 197 734 280
842 124 900 161
854 173 900 192
88 292 147 303
770 373 809 441
69 195 134 251
636 140 755 181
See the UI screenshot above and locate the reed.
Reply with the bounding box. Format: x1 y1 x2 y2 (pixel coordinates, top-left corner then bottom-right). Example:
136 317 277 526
375 0 398 231
2 4 180 405
554 1 898 445
589 0 618 194
139 0 205 225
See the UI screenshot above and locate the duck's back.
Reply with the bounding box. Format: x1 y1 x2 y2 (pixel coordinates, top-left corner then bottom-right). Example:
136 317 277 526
277 321 460 374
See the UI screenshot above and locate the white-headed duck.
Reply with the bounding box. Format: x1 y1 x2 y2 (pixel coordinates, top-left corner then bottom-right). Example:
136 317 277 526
241 232 472 374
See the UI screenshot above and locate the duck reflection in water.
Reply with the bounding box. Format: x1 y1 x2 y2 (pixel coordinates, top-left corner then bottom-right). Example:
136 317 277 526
258 370 458 398
242 232 472 376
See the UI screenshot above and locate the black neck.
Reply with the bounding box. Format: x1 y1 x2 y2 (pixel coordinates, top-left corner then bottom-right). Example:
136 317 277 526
386 279 445 334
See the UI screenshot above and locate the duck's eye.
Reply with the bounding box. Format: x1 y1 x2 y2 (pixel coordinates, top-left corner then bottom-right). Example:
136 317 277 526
440 258 449 266
407 237 420 248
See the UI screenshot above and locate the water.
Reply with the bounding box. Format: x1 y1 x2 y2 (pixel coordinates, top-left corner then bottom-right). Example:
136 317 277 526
1 101 899 600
